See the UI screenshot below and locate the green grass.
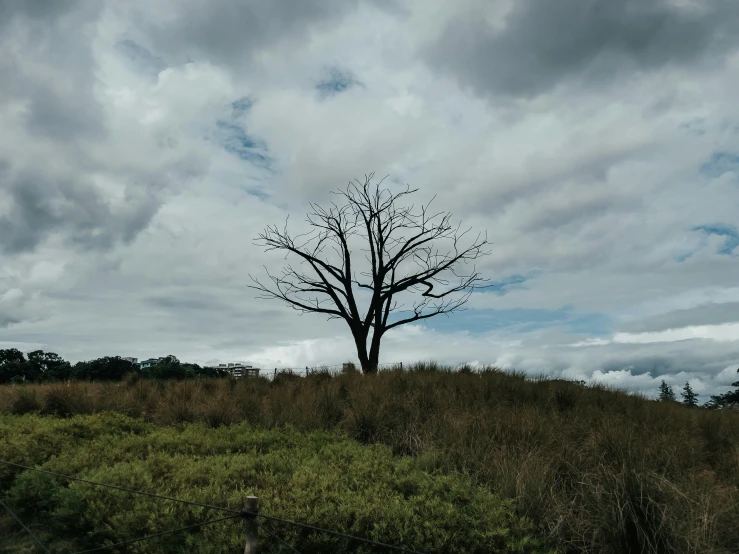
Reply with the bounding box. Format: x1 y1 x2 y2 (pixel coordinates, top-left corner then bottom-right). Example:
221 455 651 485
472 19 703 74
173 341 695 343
0 411 556 554
1 364 738 553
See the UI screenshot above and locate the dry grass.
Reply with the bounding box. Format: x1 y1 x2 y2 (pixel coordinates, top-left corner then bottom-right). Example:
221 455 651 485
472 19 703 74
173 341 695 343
1 364 738 554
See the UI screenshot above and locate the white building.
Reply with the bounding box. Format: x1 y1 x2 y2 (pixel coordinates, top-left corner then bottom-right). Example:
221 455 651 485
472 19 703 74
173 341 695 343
215 362 260 378
139 357 166 369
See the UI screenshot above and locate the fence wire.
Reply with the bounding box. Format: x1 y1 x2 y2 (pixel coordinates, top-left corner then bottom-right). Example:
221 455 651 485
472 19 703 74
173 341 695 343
261 362 405 379
72 514 241 553
260 519 303 554
0 496 51 553
0 460 239 514
1 459 428 554
240 508 427 554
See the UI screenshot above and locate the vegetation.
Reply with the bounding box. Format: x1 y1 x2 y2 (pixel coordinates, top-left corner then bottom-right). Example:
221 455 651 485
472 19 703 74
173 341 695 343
2 365 738 553
1 412 553 553
658 380 676 402
705 369 739 409
681 382 699 408
0 350 228 384
250 174 491 373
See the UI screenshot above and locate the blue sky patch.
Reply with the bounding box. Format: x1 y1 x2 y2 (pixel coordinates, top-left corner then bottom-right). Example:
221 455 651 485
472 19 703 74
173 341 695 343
115 39 166 78
565 312 613 336
675 250 695 263
390 305 612 336
699 151 739 179
231 97 253 117
678 117 707 137
485 270 541 296
693 224 739 255
316 67 360 98
214 120 273 170
245 187 269 200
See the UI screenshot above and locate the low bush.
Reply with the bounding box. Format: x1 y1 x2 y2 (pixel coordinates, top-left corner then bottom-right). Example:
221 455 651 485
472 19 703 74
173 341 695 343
9 387 40 415
0 412 556 553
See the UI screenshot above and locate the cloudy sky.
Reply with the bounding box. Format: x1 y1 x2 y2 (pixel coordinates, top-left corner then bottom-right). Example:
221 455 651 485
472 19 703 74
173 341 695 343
1 0 738 400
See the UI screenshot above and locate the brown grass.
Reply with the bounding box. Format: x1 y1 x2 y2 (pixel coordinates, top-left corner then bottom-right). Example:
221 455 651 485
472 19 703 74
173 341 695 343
1 364 737 554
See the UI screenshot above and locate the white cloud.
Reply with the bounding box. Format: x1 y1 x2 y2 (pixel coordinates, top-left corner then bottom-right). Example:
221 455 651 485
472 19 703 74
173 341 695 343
613 324 739 344
0 0 738 401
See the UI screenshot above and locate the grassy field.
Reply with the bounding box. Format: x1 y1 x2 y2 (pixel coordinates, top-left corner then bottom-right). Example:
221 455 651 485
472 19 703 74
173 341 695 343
1 364 738 553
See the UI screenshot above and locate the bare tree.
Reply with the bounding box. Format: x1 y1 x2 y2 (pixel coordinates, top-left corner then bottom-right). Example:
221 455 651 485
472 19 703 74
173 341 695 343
249 173 492 373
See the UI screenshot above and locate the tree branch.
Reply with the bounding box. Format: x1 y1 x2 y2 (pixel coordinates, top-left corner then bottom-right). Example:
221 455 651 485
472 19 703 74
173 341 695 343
250 173 493 372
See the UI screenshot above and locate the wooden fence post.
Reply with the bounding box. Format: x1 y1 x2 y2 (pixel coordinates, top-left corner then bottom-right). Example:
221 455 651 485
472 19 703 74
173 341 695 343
243 496 258 554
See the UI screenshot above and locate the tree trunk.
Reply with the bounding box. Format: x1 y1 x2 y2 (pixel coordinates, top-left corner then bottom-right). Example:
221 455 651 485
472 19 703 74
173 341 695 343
359 356 376 373
351 327 374 374
364 329 382 374
363 356 379 374
350 325 383 374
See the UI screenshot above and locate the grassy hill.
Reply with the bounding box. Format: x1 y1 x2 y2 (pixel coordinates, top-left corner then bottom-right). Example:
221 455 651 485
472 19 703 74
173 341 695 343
1 364 738 553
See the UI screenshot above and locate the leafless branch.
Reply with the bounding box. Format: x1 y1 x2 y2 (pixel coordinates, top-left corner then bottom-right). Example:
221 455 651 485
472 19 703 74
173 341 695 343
249 173 492 372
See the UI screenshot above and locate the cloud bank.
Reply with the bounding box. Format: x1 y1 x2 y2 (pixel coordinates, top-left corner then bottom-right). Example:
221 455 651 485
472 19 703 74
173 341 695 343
1 0 738 400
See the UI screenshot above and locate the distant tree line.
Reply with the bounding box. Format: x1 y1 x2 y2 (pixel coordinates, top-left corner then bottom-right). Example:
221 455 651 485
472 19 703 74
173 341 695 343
0 349 229 384
657 369 739 409
3 348 738 407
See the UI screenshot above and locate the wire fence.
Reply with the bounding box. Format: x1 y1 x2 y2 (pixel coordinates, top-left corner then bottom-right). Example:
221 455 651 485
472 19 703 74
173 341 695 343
0 496 51 553
0 459 428 554
238 361 411 381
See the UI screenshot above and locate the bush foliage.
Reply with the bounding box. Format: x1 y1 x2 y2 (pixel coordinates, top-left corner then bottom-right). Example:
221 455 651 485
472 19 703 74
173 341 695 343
0 412 553 553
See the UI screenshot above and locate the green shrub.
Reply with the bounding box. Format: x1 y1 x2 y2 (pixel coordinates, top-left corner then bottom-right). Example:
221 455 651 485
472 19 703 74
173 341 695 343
10 388 40 415
40 385 85 417
122 371 140 386
272 370 302 387
0 413 556 554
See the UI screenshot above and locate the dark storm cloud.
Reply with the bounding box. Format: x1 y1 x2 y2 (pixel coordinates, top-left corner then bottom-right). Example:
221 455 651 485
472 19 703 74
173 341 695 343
0 168 160 254
0 0 106 141
423 0 739 98
147 294 224 312
0 0 84 25
24 85 106 141
466 135 655 220
519 191 640 233
0 1 209 255
618 302 739 333
596 342 739 386
143 0 400 68
0 314 21 328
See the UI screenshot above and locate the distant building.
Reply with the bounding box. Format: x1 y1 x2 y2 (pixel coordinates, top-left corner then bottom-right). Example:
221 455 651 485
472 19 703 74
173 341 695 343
214 362 260 378
122 357 138 364
139 357 166 369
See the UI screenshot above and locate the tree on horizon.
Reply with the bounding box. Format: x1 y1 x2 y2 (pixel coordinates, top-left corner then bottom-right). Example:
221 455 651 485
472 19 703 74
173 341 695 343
250 173 491 373
658 380 676 402
681 381 699 407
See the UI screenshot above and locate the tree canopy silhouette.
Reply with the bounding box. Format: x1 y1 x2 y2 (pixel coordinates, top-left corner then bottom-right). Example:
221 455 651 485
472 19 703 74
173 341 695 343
658 380 676 402
250 173 492 372
681 381 699 407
